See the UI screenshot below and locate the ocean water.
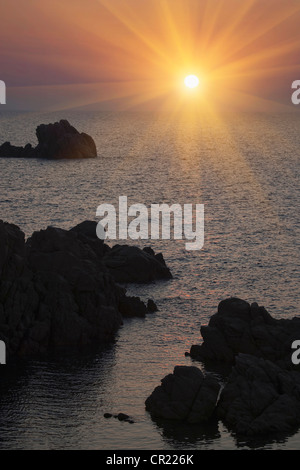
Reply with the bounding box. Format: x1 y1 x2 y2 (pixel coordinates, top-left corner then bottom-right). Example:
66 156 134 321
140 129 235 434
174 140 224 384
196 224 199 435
0 110 299 450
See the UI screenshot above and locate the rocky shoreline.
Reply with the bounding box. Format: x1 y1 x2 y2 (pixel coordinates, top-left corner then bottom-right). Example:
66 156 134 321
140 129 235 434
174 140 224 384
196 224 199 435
0 219 170 357
1 217 299 439
145 297 300 437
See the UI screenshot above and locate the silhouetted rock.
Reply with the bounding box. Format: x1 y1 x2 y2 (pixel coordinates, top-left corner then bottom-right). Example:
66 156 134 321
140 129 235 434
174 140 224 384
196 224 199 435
70 220 99 239
217 354 300 436
35 120 97 159
103 244 172 283
118 296 149 318
147 299 158 312
69 220 110 259
0 120 97 159
0 220 158 357
117 413 130 421
145 366 220 423
0 221 26 279
0 142 36 158
146 297 300 437
190 297 300 368
118 296 158 318
186 297 300 436
104 412 134 423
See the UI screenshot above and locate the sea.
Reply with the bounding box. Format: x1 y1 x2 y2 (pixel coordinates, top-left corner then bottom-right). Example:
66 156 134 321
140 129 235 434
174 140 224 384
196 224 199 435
0 109 299 450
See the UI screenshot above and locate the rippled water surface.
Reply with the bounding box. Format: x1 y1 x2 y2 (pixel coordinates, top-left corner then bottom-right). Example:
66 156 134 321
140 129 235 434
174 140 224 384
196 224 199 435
0 110 299 449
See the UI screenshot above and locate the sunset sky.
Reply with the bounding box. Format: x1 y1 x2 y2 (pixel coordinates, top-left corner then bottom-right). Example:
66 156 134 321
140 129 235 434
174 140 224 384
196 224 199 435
2 0 300 111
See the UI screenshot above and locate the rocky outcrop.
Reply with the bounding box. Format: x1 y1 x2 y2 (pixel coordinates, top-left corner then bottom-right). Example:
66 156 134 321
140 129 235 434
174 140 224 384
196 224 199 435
0 221 122 356
119 296 153 318
103 245 172 283
217 354 300 436
189 297 300 368
145 355 300 436
184 297 300 437
145 366 220 423
0 220 161 357
146 297 300 439
70 222 172 284
0 120 97 159
0 142 36 159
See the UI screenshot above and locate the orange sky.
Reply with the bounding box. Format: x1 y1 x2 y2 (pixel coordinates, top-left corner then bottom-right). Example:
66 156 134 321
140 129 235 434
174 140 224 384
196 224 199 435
2 0 300 111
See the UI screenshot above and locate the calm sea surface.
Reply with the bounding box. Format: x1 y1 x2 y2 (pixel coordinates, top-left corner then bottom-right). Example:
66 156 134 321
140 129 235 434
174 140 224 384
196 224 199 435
0 110 299 449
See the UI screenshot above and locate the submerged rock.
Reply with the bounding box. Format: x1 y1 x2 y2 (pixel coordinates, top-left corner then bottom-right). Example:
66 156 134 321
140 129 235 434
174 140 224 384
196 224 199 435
0 120 97 159
116 413 131 422
103 412 134 423
145 365 220 423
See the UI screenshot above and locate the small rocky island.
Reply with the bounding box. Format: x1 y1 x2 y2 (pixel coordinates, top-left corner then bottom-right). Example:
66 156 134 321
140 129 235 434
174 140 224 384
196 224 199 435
0 220 170 357
0 120 97 159
146 298 300 438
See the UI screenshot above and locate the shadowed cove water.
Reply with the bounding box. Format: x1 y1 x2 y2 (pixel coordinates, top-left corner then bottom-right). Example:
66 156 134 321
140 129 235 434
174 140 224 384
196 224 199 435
0 110 299 449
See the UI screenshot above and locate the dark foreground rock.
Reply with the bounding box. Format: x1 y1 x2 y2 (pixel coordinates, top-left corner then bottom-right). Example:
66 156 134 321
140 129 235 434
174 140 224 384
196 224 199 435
0 120 97 159
145 366 220 423
146 297 300 438
0 221 121 356
146 349 300 437
190 297 300 368
103 245 172 283
217 354 300 436
0 220 165 357
70 221 172 284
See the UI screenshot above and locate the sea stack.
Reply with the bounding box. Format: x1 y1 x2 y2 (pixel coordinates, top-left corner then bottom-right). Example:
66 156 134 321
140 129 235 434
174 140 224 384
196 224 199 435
0 119 97 159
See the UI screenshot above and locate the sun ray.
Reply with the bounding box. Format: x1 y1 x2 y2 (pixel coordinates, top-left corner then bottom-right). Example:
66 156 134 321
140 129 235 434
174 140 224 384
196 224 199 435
212 1 300 66
96 0 177 69
5 0 299 114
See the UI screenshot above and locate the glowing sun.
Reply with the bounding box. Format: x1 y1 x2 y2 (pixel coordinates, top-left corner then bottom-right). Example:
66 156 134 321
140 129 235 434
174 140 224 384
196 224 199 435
184 75 200 89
